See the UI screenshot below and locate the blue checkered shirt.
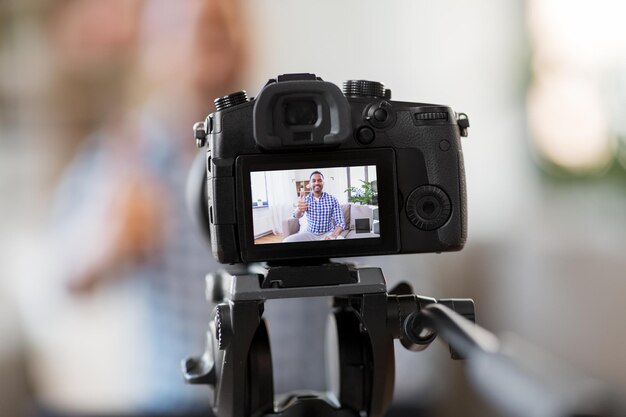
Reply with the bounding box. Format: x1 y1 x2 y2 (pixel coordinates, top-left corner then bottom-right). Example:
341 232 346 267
297 192 346 234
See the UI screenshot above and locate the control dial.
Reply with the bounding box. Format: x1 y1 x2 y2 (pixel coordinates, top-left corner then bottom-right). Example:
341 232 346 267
214 90 249 111
406 185 452 231
343 80 390 99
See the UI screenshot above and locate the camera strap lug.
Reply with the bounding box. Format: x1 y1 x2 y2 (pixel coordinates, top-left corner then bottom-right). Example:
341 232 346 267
456 112 470 137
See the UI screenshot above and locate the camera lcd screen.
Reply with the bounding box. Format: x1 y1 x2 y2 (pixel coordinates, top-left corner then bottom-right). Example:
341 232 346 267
236 149 398 262
251 165 379 245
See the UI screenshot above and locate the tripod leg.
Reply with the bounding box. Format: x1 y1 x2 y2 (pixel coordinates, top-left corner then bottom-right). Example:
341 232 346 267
360 293 395 417
332 308 369 412
331 293 395 417
247 319 274 415
214 300 263 417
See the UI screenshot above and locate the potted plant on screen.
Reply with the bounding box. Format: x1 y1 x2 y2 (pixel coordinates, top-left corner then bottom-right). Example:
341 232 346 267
346 180 377 205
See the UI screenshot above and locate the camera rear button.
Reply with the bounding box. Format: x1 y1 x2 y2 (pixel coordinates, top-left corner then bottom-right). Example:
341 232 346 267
355 126 376 145
373 108 388 122
406 185 452 231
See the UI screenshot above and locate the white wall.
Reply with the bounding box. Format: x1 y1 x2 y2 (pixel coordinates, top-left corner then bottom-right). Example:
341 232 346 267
243 0 533 242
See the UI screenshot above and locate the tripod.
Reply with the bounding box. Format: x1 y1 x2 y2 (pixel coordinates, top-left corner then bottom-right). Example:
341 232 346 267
182 261 474 417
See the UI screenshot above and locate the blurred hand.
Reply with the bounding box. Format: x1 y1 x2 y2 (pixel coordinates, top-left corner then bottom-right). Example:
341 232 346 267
68 174 165 294
112 177 163 259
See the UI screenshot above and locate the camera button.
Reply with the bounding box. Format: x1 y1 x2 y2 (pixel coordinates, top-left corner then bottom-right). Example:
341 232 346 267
365 101 395 129
406 185 452 231
355 126 375 145
373 108 388 122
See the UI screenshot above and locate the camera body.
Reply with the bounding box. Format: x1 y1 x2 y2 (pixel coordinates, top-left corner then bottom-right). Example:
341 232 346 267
197 73 468 264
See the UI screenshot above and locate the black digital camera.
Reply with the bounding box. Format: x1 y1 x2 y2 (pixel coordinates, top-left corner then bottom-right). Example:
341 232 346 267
194 73 469 264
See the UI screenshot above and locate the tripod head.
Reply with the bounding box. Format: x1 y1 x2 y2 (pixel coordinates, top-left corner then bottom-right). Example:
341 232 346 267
182 261 474 417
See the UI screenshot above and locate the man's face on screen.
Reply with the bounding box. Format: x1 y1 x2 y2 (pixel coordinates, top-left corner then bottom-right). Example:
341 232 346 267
310 173 324 195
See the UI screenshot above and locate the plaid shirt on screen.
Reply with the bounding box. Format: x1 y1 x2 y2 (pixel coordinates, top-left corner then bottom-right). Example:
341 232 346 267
297 192 346 234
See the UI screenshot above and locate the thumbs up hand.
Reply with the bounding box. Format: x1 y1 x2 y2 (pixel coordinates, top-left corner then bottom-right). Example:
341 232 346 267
296 191 308 215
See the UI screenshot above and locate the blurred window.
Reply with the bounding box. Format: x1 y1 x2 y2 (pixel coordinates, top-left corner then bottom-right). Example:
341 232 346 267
527 0 626 179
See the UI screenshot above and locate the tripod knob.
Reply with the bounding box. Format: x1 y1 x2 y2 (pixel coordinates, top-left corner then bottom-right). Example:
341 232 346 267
215 303 232 350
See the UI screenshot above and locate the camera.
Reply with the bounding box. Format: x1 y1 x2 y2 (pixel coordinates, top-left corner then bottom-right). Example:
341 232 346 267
194 73 469 264
186 74 480 417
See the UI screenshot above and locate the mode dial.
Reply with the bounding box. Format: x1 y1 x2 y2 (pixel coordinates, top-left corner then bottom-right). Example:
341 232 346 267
214 90 249 111
343 80 390 99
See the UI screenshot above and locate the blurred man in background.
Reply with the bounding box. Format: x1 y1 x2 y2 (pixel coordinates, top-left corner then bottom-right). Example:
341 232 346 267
13 0 246 416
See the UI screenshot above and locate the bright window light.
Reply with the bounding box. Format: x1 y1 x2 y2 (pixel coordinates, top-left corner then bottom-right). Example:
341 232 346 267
527 0 626 175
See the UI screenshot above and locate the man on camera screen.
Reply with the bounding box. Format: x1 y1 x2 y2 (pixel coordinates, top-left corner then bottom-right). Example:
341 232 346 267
284 171 346 242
